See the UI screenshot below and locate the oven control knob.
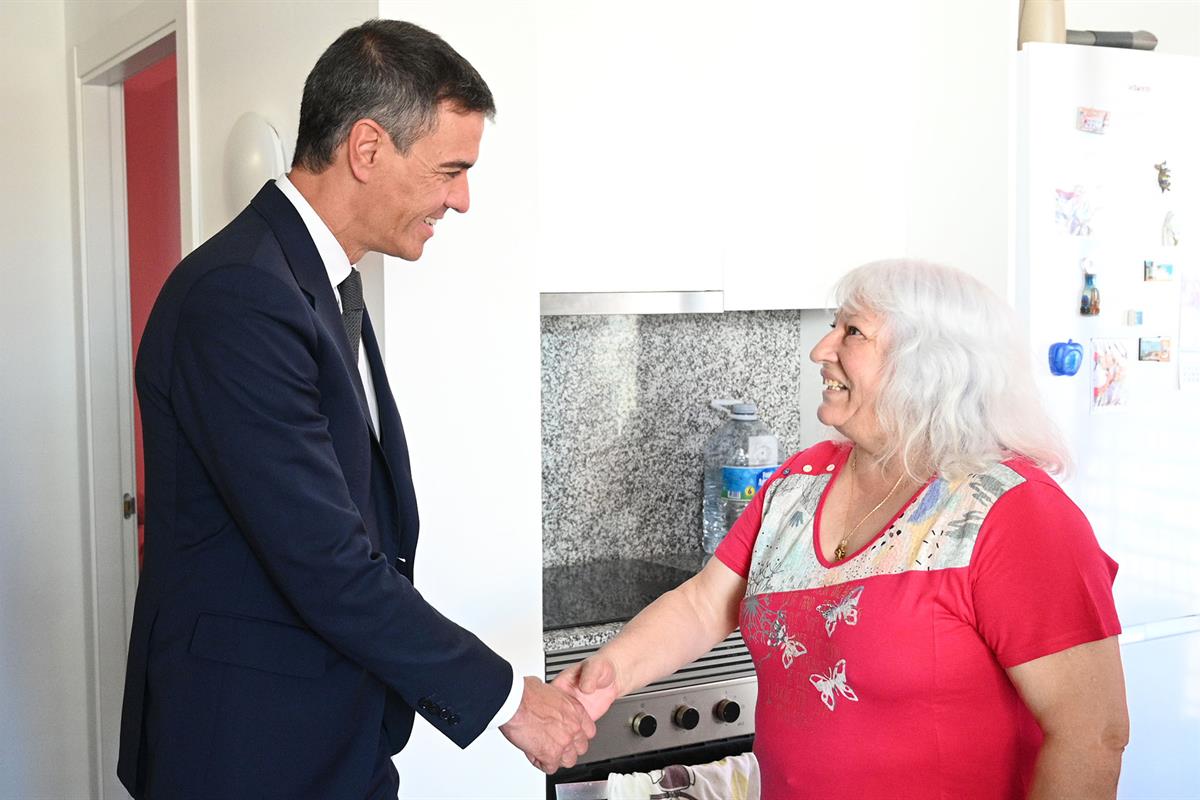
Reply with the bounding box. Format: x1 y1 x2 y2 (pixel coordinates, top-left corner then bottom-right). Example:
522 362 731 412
714 699 741 724
672 705 700 730
631 712 658 738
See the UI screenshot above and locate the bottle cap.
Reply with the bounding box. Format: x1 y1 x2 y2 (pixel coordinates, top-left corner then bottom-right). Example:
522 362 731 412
730 403 758 419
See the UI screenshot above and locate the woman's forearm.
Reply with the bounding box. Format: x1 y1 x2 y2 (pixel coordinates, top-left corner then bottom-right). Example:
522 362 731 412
596 559 744 696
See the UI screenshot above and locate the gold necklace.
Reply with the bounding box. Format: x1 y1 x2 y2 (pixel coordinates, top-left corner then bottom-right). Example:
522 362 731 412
834 450 907 561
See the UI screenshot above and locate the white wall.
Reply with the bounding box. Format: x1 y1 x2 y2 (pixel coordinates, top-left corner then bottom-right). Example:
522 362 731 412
378 1 544 797
0 2 94 799
64 0 144 48
191 0 376 238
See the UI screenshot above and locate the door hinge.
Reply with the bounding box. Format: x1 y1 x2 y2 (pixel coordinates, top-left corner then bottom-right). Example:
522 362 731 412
123 493 137 520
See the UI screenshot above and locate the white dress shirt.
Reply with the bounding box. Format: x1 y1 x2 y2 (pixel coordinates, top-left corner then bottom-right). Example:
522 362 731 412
275 175 380 433
274 175 522 729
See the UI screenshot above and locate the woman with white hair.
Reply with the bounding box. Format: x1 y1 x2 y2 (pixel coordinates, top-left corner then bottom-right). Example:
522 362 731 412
554 260 1127 799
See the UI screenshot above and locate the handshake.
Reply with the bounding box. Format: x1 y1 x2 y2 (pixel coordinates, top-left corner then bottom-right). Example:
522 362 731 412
498 655 620 774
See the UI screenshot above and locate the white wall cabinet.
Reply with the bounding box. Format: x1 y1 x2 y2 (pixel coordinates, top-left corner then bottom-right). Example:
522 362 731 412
535 0 1014 306
535 1 728 293
718 2 914 310
534 1 912 304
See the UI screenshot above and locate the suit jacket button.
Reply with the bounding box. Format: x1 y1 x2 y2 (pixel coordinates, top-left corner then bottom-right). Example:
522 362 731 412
439 708 453 721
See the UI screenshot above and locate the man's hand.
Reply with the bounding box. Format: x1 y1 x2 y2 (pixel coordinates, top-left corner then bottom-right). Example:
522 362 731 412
551 654 621 722
500 676 596 773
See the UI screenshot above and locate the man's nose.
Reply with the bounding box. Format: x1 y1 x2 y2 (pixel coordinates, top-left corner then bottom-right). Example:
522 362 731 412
447 174 470 214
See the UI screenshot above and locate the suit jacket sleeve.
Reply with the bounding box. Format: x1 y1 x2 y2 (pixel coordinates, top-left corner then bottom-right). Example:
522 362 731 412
169 264 512 747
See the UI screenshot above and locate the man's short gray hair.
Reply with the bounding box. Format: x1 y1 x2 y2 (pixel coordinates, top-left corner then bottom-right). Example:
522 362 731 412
293 19 495 172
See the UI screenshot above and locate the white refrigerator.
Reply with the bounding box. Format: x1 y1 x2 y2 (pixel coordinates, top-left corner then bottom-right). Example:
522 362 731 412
1016 43 1200 797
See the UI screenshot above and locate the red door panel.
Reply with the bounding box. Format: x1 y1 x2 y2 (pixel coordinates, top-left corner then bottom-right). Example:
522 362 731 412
124 53 180 567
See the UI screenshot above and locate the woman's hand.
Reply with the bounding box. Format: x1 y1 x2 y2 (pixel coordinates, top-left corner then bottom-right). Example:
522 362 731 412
549 558 747 728
552 655 621 722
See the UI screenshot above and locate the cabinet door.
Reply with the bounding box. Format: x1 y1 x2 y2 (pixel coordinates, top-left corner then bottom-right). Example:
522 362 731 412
536 1 915 304
535 1 727 293
720 1 913 311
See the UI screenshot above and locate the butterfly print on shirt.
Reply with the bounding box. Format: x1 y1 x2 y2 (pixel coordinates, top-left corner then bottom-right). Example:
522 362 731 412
809 658 859 711
765 618 807 668
816 585 864 637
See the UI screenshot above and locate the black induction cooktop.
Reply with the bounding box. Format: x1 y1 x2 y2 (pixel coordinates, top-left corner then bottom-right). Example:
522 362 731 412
542 557 699 631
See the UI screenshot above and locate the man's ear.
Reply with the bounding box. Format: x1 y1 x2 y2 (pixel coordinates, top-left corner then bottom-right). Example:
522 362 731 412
346 119 388 182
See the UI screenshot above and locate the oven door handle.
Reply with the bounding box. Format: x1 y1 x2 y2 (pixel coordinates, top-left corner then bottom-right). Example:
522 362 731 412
554 778 608 800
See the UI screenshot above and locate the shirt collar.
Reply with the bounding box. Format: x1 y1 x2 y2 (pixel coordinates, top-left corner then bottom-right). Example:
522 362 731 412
275 173 353 306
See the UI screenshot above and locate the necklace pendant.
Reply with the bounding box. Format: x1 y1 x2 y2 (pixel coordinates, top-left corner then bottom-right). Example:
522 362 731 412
833 543 846 561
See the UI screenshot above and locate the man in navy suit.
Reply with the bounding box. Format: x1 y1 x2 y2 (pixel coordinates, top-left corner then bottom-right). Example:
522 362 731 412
118 20 592 799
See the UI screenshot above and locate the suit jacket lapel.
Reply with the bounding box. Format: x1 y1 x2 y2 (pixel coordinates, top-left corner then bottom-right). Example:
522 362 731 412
249 182 375 432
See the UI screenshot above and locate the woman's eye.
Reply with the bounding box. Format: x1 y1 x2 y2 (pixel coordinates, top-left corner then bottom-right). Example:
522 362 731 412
846 325 862 336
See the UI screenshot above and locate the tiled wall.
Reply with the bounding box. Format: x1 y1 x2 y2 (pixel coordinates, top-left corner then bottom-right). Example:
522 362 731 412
542 309 831 566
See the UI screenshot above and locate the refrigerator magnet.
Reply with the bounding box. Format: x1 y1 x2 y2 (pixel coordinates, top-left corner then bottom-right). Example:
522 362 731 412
1138 337 1172 362
1144 260 1174 281
1162 211 1179 246
1155 161 1171 193
1091 339 1131 412
1080 272 1101 316
1049 340 1084 376
1055 186 1095 236
1076 107 1109 134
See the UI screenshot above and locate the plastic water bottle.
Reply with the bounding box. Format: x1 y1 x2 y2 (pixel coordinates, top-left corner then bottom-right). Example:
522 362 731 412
701 401 781 554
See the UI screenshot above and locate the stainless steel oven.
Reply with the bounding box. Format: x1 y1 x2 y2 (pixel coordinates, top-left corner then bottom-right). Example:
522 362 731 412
544 631 756 800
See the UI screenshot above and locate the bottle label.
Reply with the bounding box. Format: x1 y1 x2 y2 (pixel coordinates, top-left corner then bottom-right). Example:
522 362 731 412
747 435 779 465
721 465 780 502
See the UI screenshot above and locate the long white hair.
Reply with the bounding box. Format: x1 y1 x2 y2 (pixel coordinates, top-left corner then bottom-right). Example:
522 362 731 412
834 259 1070 480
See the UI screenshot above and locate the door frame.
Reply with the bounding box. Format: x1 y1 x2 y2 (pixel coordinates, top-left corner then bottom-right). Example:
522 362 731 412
70 2 196 796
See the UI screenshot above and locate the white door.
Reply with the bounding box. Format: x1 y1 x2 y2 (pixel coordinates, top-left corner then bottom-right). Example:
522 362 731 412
73 3 196 795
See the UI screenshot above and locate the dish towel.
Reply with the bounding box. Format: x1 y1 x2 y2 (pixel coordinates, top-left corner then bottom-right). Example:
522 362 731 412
607 752 759 800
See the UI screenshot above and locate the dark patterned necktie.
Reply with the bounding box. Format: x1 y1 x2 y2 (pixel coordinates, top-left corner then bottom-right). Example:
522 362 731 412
336 268 364 363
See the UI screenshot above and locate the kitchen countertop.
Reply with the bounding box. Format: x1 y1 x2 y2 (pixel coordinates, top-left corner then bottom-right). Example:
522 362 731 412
543 551 711 652
642 550 709 574
543 621 625 654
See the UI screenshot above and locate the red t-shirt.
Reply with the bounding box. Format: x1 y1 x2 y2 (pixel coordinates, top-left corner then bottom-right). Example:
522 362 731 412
715 441 1120 800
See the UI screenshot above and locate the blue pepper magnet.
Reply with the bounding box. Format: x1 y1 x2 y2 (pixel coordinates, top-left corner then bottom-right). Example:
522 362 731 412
1049 339 1084 376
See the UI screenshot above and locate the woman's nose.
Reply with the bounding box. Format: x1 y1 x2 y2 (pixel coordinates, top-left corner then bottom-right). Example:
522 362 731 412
810 328 837 364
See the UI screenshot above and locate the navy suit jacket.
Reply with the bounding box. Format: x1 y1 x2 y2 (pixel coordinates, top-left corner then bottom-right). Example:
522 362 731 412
117 182 512 799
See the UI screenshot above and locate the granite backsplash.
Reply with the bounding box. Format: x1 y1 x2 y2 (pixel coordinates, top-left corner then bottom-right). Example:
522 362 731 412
542 309 831 567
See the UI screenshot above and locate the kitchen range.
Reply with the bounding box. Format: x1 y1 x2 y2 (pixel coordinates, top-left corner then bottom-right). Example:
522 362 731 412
542 557 757 799
537 307 808 798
